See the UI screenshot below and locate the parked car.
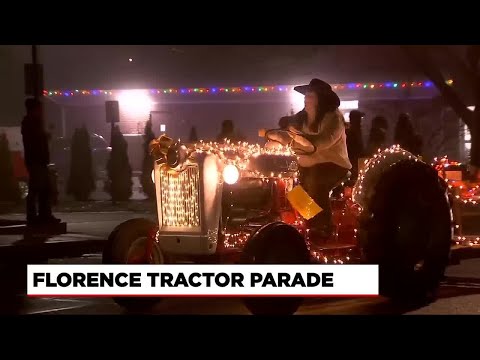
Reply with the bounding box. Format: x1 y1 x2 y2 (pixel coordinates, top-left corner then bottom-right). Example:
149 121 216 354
51 133 111 179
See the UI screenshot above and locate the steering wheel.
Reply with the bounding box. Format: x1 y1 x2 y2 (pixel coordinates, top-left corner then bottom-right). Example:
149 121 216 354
263 128 316 156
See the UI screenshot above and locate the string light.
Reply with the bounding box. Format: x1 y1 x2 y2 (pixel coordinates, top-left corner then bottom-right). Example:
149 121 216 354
430 156 480 248
432 156 480 208
352 144 414 207
308 246 359 264
160 165 200 227
42 79 454 97
191 139 297 178
223 231 251 248
453 235 480 246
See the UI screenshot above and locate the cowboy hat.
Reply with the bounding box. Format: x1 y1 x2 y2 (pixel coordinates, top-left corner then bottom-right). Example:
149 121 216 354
294 78 341 109
294 78 333 94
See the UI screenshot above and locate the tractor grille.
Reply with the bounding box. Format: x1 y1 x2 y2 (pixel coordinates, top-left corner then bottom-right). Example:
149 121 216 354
160 165 201 228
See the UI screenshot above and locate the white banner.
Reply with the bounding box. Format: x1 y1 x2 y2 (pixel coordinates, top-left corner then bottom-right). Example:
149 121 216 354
27 264 379 297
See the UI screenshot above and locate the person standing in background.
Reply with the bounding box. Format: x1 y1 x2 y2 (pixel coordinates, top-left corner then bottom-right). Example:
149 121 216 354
21 98 60 225
346 110 366 180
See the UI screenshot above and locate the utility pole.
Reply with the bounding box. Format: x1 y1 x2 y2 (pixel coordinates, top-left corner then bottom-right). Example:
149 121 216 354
26 45 44 100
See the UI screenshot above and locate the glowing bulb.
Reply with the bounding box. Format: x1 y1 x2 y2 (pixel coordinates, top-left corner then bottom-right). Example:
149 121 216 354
151 170 155 183
223 164 240 185
117 90 153 118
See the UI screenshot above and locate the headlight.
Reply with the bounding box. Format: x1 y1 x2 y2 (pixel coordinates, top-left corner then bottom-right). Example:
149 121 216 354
223 164 240 185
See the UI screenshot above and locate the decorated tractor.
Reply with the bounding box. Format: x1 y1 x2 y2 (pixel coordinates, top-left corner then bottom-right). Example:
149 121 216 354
103 129 455 314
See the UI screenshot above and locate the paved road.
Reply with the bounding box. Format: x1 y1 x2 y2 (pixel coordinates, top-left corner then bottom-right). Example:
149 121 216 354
2 211 480 315
2 211 156 238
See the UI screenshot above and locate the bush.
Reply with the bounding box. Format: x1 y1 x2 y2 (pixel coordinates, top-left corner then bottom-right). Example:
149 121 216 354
105 126 132 202
67 126 96 201
0 133 21 202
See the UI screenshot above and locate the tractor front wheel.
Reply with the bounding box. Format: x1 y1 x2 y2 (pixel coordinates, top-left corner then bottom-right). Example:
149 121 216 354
103 218 165 312
241 222 310 315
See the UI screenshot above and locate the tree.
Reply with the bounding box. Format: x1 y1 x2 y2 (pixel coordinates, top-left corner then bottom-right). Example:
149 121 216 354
67 126 96 201
140 118 156 199
105 126 132 202
402 45 480 178
0 133 20 202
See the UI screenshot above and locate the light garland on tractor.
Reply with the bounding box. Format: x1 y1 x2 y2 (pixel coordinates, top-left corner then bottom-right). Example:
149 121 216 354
454 236 480 246
432 156 480 207
308 246 360 264
159 165 201 227
42 79 454 97
191 139 298 179
353 144 418 205
223 231 251 249
428 156 480 247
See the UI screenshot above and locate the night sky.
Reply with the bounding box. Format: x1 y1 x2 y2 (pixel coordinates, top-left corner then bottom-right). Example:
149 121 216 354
37 45 425 89
13 45 465 88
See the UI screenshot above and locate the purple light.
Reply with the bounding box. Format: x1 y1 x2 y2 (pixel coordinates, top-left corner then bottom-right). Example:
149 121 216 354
244 87 250 91
181 89 186 94
278 87 283 91
385 82 392 87
64 93 69 96
425 81 433 87
212 88 217 93
348 83 355 89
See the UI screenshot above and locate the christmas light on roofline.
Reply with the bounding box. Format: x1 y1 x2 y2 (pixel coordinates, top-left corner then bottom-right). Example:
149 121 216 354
42 79 454 98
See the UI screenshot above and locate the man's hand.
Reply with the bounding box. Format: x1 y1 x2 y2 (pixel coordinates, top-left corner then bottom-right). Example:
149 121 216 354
265 129 292 146
286 126 315 152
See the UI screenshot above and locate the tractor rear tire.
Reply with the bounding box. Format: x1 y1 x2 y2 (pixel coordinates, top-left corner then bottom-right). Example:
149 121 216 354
357 160 452 305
